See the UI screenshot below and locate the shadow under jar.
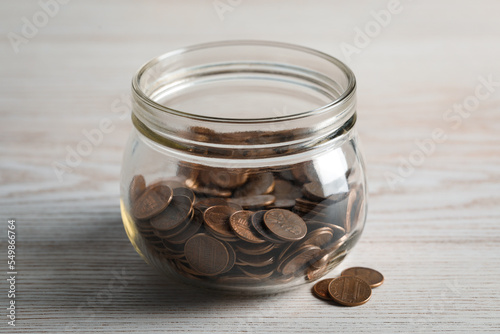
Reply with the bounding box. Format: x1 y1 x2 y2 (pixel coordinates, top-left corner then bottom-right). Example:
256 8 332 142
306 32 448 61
120 41 367 293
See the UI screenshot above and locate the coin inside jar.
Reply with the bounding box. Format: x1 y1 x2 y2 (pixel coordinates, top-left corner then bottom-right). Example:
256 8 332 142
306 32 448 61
233 172 275 197
203 205 238 239
228 194 276 209
184 233 230 276
129 174 146 203
263 209 307 241
133 183 173 220
229 210 267 244
251 210 286 244
150 195 192 231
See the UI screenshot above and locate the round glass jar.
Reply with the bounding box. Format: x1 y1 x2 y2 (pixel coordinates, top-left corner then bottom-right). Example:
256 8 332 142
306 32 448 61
120 41 367 293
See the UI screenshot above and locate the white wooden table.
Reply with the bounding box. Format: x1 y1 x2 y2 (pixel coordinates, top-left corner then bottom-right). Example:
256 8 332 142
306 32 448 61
1 1 499 333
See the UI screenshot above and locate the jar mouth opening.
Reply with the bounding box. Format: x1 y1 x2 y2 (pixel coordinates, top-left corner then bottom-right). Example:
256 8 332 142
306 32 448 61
132 40 356 124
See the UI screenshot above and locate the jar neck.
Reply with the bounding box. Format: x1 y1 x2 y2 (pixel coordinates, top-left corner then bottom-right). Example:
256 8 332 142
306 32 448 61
131 41 357 159
132 106 357 159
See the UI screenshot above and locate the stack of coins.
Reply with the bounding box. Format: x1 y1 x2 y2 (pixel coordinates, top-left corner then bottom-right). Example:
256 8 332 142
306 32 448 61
127 162 364 285
312 267 384 306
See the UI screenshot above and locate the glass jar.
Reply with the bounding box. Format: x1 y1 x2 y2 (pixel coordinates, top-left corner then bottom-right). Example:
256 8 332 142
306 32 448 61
120 41 367 293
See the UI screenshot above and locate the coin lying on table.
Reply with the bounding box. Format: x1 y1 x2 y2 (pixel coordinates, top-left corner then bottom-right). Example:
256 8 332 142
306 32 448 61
328 276 372 307
312 278 335 300
340 267 384 288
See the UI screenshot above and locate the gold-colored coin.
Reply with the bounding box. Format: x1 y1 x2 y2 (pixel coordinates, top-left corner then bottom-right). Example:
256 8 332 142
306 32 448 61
328 276 372 307
312 278 334 300
341 267 384 288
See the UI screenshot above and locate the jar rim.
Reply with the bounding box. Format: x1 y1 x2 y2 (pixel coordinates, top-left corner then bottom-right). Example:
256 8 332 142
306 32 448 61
131 40 356 124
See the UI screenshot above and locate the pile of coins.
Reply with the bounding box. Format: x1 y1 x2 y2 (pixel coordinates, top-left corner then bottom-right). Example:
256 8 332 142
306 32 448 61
312 267 384 306
127 162 364 285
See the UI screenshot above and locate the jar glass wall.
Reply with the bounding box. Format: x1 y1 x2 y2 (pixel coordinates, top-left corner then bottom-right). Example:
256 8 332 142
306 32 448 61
120 41 367 293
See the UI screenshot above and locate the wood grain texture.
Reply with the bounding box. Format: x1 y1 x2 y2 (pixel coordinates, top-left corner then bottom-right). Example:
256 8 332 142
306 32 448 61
1 0 499 333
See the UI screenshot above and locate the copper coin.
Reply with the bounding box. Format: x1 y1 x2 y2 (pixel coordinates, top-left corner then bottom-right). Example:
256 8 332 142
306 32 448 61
163 209 203 244
173 187 195 203
129 174 146 203
299 227 334 248
345 188 363 233
328 276 372 307
291 163 309 184
194 198 229 211
341 267 384 288
153 206 194 238
159 179 185 190
150 195 192 231
306 252 333 281
233 241 275 255
269 199 296 209
133 183 173 220
220 241 236 274
235 252 275 267
238 264 275 279
229 210 266 244
312 278 334 301
280 245 322 275
176 163 200 188
272 179 302 201
233 172 275 197
203 205 238 239
228 195 276 209
263 209 307 241
302 182 328 202
251 210 286 244
184 233 229 276
193 185 232 198
216 275 261 285
209 168 248 189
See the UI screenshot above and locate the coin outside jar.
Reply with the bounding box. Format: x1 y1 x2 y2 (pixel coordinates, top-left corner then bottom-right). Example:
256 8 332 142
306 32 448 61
120 41 368 293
